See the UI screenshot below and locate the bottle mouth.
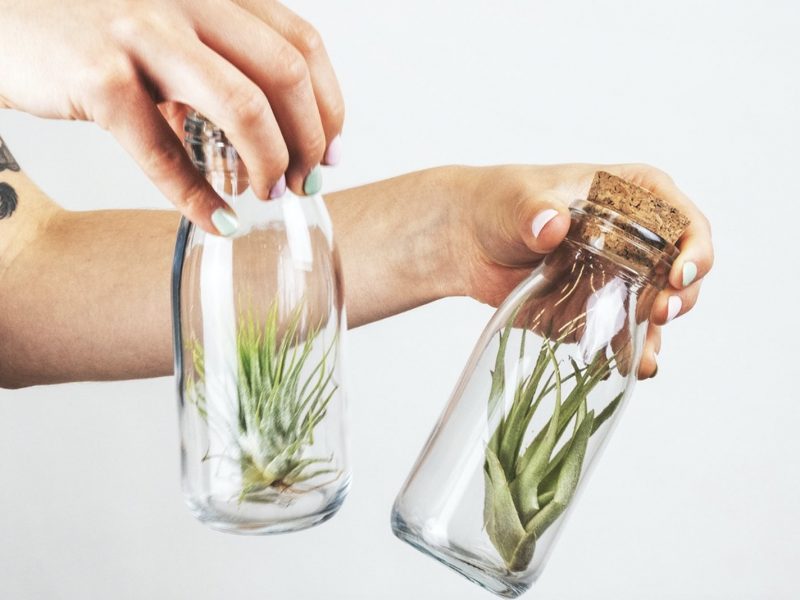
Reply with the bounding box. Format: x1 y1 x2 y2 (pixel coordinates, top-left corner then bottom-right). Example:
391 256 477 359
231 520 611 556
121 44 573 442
567 199 680 285
184 111 239 175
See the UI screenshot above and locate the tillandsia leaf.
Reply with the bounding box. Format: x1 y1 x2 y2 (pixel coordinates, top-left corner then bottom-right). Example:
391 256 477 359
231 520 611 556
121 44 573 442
487 323 513 456
483 320 625 572
191 300 339 502
572 360 588 429
536 490 555 507
185 339 208 418
524 352 611 459
526 410 594 538
498 338 551 474
535 393 621 498
282 456 330 483
489 323 513 414
494 329 530 466
484 448 536 571
512 342 563 521
591 392 623 434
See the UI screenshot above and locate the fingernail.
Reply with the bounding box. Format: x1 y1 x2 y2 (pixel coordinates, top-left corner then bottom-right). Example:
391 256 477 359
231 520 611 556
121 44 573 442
211 207 239 237
303 165 323 195
666 295 682 323
269 174 286 199
532 209 559 238
323 135 342 166
682 261 698 287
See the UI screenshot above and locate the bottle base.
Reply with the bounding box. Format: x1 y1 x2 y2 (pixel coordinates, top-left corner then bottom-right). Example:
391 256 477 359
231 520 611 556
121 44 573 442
391 511 532 598
187 481 349 535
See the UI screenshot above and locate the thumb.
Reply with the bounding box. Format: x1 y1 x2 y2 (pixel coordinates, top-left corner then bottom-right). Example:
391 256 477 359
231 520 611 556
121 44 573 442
518 191 571 256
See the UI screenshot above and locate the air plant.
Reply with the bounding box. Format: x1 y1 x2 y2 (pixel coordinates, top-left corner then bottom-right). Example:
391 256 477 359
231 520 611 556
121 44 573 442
483 325 622 572
186 302 339 502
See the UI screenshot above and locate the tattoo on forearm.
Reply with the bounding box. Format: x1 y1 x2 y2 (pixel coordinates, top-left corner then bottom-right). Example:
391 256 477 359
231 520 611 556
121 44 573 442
0 135 19 219
0 136 20 173
0 183 17 219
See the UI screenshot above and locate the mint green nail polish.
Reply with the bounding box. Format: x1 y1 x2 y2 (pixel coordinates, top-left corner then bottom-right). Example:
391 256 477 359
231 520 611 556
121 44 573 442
303 165 322 195
682 261 698 287
211 207 239 237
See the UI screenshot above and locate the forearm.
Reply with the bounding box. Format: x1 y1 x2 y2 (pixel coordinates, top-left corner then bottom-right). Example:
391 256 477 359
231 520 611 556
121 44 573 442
0 172 179 386
0 167 463 387
326 167 462 326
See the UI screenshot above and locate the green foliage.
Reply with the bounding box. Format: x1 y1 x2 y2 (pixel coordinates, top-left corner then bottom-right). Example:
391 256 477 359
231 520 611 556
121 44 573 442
187 303 339 502
483 327 623 572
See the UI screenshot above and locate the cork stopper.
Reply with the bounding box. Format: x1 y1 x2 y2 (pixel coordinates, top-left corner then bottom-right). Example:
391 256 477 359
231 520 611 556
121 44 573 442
573 171 690 269
587 171 689 244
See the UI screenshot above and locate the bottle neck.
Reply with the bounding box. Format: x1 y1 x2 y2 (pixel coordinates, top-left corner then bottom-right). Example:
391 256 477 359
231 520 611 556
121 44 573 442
182 112 334 242
563 199 678 291
531 201 678 329
184 111 238 177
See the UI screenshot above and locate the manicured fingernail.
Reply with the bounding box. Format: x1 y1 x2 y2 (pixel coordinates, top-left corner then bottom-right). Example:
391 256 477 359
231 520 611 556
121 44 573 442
532 209 559 238
303 165 322 195
666 295 682 323
682 261 697 287
323 135 342 166
269 174 286 199
211 207 239 237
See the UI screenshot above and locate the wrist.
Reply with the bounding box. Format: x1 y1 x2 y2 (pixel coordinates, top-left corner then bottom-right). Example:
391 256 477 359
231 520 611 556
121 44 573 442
324 165 471 326
413 165 473 302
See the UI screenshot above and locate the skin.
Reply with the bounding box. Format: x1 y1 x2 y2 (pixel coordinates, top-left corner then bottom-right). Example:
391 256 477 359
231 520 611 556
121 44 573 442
0 0 344 234
0 150 713 389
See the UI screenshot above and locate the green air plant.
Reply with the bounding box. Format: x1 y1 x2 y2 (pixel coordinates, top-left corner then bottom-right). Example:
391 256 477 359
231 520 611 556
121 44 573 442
483 324 623 572
186 302 339 502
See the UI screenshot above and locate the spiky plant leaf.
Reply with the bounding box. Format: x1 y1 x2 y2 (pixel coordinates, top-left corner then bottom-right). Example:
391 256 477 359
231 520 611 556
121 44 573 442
483 328 624 573
188 301 340 503
484 448 536 571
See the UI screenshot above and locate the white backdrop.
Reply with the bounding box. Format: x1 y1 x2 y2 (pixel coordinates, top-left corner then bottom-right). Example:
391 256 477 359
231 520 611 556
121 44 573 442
1 1 798 598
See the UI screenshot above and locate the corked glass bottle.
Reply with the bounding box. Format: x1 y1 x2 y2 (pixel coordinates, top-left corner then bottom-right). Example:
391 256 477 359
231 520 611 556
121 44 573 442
172 112 349 534
391 172 688 596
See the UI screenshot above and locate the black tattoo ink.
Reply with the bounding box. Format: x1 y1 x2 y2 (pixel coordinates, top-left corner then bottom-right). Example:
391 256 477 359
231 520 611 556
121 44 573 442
0 135 20 172
0 182 17 219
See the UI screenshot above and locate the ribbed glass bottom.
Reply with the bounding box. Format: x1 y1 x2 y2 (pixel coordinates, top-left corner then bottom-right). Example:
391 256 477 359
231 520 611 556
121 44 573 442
391 511 533 598
187 482 349 535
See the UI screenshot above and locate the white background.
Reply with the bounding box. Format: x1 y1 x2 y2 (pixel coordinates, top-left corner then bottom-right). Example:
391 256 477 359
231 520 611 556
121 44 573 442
1 1 798 598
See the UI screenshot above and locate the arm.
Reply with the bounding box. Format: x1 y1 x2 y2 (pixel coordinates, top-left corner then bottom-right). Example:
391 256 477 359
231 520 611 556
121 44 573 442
0 145 713 388
0 159 179 387
0 156 462 387
0 0 344 233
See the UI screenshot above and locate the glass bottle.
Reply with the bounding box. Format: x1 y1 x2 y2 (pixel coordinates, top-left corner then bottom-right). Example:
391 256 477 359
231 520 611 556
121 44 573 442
172 112 349 534
391 181 685 597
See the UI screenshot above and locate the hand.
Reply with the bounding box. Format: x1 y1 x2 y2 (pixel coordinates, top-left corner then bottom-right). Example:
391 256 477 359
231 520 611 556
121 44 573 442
452 164 714 380
0 0 344 234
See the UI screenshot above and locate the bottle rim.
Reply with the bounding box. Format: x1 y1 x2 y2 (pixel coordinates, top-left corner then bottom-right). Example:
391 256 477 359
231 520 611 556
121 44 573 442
567 199 679 285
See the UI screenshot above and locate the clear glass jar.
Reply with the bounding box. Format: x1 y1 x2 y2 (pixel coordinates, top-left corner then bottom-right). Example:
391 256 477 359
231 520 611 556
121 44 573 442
172 112 349 534
391 198 679 596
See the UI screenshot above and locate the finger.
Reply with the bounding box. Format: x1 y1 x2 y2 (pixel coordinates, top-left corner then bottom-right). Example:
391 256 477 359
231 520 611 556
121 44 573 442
610 307 634 377
638 323 661 379
129 26 289 200
621 167 714 291
159 101 190 140
519 192 571 256
107 84 239 236
670 220 714 290
190 0 327 195
159 101 251 196
238 0 346 165
650 280 703 326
